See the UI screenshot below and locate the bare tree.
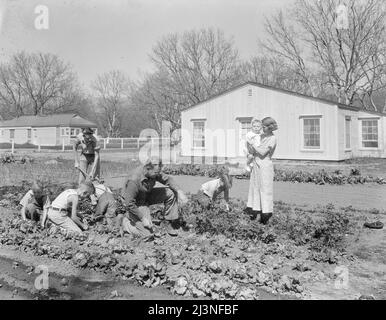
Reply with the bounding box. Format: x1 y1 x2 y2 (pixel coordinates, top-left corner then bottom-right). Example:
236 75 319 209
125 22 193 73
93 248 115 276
0 64 29 118
0 51 80 117
261 0 386 110
92 70 130 137
151 28 242 105
132 27 242 133
131 69 184 134
240 55 326 94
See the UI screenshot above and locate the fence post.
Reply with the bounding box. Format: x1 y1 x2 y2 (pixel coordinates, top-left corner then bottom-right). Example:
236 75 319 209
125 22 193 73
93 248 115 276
103 138 106 150
11 139 14 154
121 138 123 149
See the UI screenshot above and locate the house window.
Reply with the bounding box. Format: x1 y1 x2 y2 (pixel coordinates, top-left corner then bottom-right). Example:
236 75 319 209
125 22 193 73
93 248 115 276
61 128 70 136
302 117 321 149
345 117 351 149
70 128 81 137
240 120 252 141
192 120 205 148
10 129 15 139
361 119 378 148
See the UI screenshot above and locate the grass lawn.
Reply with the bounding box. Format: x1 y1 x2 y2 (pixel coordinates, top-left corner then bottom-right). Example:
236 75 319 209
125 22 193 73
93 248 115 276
0 158 138 187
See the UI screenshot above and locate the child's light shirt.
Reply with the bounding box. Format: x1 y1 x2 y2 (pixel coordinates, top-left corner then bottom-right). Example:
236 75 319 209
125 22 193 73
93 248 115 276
201 179 222 199
51 189 78 210
93 183 112 201
243 131 261 155
19 190 50 210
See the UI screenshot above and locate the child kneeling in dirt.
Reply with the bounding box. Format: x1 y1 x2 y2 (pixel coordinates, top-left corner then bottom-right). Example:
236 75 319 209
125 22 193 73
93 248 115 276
193 166 233 211
19 180 51 224
42 182 95 234
92 182 123 230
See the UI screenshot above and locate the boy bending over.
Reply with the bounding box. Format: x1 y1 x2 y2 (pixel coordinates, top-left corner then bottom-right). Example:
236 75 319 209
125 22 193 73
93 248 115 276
42 182 95 234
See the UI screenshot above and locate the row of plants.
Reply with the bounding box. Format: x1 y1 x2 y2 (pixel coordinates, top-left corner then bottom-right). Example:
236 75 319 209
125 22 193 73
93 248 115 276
181 198 356 263
0 152 34 164
162 164 386 185
0 180 357 260
0 178 361 299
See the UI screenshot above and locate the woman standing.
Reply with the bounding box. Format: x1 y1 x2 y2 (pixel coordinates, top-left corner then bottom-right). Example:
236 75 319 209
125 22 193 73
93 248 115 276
246 117 278 224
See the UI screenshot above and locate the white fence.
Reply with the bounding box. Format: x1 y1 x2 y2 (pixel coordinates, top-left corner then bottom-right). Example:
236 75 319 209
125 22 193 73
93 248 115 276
1 137 178 153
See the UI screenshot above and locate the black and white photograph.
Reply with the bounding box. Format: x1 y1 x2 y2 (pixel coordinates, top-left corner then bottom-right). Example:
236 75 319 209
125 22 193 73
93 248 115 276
0 0 385 308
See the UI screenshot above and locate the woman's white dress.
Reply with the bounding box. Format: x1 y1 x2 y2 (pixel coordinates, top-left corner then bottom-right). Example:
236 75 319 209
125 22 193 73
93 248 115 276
247 134 277 213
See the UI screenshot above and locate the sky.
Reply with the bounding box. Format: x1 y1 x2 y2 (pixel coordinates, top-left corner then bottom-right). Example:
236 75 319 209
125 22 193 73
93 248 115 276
0 0 294 88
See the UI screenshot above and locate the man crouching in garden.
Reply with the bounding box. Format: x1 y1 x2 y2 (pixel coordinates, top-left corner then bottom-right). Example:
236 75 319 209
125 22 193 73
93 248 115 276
121 157 188 237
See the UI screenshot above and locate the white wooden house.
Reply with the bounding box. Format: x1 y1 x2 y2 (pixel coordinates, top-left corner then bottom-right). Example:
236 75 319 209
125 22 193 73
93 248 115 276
0 113 98 146
180 82 386 162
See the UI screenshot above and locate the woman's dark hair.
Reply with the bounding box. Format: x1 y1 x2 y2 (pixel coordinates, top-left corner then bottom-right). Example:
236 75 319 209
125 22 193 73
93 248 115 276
262 117 278 132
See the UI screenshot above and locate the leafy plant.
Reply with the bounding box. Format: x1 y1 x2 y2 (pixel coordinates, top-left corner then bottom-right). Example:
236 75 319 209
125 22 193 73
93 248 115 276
163 164 386 185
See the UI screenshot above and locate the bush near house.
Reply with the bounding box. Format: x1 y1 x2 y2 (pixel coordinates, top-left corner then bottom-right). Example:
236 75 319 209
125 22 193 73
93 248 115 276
162 164 386 185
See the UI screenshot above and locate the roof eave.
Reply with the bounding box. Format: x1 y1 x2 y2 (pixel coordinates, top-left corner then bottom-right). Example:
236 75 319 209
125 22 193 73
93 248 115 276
181 81 379 114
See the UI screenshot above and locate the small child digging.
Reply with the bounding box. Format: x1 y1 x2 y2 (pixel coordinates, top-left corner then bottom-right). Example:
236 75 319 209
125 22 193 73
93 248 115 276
194 166 233 211
19 180 51 224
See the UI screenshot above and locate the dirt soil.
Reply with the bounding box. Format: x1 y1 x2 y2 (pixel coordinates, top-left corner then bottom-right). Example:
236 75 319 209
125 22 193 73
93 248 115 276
0 247 186 300
1 160 385 300
0 205 290 301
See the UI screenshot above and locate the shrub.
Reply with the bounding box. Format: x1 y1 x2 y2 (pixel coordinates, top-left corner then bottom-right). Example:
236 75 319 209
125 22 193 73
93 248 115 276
180 197 357 258
163 164 386 185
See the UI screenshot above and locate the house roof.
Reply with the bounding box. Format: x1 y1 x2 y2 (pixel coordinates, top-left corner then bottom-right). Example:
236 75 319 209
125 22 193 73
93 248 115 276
181 82 386 116
0 113 97 128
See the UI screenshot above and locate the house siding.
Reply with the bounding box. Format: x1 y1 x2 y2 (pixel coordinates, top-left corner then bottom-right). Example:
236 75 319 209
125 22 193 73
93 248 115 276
181 84 341 161
0 127 30 144
34 127 57 146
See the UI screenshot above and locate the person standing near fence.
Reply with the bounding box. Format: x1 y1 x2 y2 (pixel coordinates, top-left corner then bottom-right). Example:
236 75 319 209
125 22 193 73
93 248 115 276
74 128 101 185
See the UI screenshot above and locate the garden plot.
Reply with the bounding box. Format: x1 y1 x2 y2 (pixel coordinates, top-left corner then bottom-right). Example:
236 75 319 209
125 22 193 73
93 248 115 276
0 181 385 300
0 158 385 300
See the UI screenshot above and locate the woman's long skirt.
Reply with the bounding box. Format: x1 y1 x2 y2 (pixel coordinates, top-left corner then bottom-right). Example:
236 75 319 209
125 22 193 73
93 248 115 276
247 160 274 213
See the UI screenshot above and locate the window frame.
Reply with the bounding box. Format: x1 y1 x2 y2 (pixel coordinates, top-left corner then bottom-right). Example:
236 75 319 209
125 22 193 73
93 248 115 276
359 118 380 150
237 117 253 142
344 116 351 151
236 117 253 156
191 119 206 150
61 127 70 136
300 115 323 152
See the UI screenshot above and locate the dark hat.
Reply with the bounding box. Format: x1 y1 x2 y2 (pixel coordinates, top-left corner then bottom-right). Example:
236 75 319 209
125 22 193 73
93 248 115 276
82 127 94 134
